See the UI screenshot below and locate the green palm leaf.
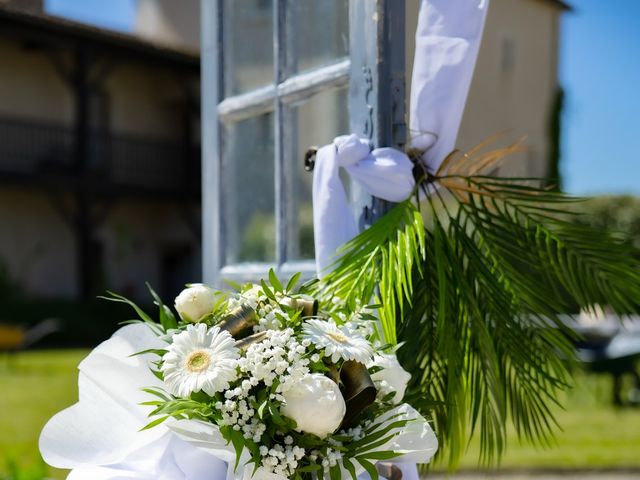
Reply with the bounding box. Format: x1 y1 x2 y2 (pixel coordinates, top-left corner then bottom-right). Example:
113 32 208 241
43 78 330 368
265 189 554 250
315 142 640 468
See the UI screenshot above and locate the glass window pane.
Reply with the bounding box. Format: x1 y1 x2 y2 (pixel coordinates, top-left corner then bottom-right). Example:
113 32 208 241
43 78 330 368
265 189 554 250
222 114 275 264
285 87 349 260
223 0 274 96
288 0 349 75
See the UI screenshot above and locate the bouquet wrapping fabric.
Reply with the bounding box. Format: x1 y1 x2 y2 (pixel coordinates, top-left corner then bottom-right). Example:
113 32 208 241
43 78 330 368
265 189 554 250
41 280 438 479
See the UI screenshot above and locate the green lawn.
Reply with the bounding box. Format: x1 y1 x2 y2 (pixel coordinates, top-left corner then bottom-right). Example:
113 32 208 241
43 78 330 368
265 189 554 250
1 350 639 478
0 350 87 479
455 374 640 471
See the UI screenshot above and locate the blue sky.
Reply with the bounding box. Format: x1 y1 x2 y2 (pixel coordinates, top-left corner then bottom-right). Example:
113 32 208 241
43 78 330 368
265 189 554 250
45 0 136 32
560 0 640 195
44 0 640 195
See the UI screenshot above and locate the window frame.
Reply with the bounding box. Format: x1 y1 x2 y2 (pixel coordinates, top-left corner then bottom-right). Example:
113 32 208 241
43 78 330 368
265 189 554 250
201 0 406 286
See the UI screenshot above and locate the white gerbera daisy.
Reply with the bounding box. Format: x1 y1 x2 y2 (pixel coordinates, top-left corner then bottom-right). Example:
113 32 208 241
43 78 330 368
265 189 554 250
302 319 374 364
162 324 239 397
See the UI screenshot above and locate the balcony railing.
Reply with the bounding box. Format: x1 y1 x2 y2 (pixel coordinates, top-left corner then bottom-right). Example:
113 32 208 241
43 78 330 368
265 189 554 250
0 115 200 196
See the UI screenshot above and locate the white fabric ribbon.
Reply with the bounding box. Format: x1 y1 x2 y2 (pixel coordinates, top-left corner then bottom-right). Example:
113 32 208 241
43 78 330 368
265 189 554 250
312 134 415 276
313 0 490 276
410 0 490 172
39 324 229 480
39 323 436 480
171 403 437 480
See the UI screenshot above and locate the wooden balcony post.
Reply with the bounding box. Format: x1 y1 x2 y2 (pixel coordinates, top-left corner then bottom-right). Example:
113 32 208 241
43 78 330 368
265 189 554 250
73 45 93 301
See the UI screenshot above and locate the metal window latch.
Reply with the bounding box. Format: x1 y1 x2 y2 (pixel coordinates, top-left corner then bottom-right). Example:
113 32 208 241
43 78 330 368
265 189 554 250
304 146 318 172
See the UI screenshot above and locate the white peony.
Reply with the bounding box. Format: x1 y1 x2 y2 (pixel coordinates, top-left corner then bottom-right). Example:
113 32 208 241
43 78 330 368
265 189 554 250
281 373 345 438
369 353 412 404
174 284 217 323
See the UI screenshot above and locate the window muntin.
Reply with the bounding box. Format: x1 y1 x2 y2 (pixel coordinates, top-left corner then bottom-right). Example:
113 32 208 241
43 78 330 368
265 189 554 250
214 0 350 282
204 0 406 285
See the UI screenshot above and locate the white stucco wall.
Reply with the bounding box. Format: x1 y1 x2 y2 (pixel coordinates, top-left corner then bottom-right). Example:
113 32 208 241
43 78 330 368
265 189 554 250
406 0 562 178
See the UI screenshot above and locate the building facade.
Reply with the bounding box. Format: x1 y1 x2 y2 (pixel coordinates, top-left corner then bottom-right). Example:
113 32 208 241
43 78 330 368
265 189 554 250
0 2 200 301
0 0 567 300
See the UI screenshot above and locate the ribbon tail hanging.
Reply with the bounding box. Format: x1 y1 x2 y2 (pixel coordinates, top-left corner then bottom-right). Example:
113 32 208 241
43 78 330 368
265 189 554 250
410 0 491 172
312 142 359 277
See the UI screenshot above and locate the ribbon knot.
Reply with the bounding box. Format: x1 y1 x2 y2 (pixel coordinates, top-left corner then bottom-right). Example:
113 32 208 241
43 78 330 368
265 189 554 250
312 135 415 276
335 134 372 167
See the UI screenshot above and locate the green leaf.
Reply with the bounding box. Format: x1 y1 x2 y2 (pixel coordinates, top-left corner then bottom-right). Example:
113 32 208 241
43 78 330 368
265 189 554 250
298 464 322 473
357 450 401 461
342 457 358 480
269 268 284 292
329 464 341 480
268 403 291 428
257 400 268 419
140 415 168 431
355 457 378 480
146 282 178 331
99 291 155 325
260 279 277 301
286 272 302 293
129 348 167 358
229 428 245 471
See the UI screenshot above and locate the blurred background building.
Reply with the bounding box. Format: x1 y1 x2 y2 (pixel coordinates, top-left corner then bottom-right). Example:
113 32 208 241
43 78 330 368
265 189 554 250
0 0 200 302
0 0 566 301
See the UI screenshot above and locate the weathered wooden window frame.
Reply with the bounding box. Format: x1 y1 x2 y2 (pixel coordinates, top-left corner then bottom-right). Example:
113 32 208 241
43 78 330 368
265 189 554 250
201 0 406 286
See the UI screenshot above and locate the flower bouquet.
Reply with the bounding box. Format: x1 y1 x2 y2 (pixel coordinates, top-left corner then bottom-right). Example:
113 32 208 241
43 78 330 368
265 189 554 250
40 273 437 480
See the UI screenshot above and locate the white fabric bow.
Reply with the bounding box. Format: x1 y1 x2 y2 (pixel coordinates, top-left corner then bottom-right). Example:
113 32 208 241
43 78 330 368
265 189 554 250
313 0 490 277
312 134 415 275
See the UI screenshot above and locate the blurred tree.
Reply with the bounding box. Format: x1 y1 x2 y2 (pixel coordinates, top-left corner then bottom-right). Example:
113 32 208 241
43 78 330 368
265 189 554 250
574 195 640 249
546 86 565 191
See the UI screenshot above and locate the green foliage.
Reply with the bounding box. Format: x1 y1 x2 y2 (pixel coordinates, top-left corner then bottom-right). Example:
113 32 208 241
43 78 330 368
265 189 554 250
573 195 640 248
316 146 640 469
0 349 89 480
315 202 426 344
0 456 47 480
0 298 130 348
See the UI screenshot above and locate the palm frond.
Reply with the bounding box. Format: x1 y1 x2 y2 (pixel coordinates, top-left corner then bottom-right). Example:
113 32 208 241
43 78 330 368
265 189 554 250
314 140 640 468
316 200 426 344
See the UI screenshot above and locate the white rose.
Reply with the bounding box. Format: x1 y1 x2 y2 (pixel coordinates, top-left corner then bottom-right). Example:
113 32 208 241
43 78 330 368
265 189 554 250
174 284 217 323
369 353 411 404
281 373 345 438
